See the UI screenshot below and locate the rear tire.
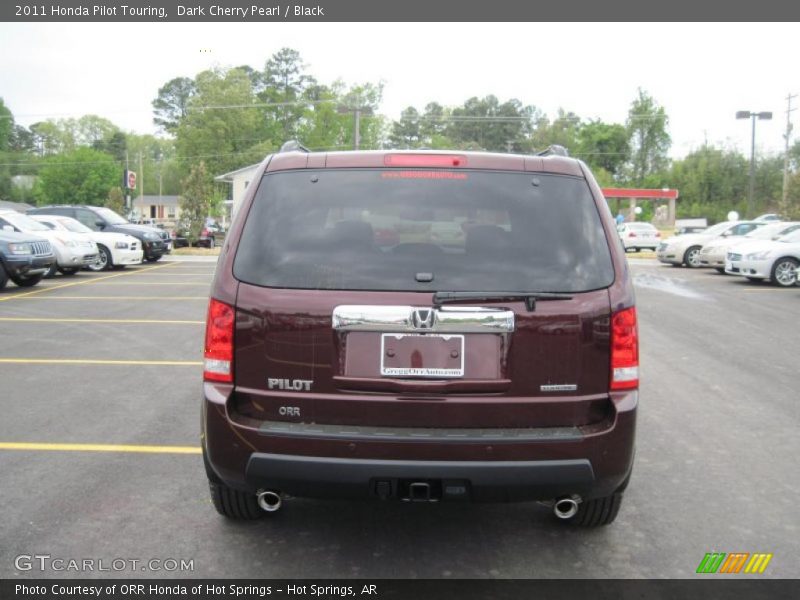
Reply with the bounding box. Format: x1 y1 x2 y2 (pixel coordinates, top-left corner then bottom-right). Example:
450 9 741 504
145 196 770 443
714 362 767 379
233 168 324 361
0 265 9 290
145 256 161 263
208 481 264 520
44 263 57 279
770 257 798 287
10 273 44 287
58 267 80 276
564 492 623 527
715 267 726 274
683 246 702 268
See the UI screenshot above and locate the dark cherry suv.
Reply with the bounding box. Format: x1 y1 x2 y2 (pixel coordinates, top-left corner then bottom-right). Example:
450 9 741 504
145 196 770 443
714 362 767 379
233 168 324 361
203 147 638 526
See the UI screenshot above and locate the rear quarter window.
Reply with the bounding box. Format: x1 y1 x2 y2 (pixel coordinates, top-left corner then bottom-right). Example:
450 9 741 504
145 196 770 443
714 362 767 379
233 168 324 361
233 169 615 293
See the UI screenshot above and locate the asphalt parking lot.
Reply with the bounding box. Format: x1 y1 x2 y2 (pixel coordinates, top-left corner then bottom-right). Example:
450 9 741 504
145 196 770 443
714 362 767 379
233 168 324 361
0 258 798 579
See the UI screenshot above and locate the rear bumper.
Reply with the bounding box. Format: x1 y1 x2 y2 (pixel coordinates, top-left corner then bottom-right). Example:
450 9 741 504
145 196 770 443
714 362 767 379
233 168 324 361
245 454 596 502
203 383 637 502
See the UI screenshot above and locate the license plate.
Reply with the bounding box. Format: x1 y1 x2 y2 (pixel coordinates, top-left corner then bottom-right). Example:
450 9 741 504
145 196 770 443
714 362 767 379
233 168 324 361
380 333 464 377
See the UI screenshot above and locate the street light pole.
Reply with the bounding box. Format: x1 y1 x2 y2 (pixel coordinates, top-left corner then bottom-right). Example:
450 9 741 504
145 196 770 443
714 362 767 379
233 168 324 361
736 110 773 218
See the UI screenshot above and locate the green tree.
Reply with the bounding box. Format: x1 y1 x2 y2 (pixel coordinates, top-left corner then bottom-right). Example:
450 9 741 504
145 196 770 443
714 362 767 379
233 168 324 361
388 106 422 149
445 95 538 152
152 77 197 134
92 130 127 161
106 186 125 214
32 147 120 205
575 120 630 178
179 161 214 242
0 98 12 152
175 67 263 179
532 108 581 153
261 48 317 143
626 89 671 186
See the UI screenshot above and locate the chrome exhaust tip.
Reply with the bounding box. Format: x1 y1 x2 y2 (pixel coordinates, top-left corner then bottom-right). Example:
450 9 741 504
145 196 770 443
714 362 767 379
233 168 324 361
256 489 282 512
553 496 581 519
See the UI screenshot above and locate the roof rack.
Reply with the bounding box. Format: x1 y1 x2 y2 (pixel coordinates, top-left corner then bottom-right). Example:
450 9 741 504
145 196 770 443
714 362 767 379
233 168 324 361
279 140 310 153
536 145 569 157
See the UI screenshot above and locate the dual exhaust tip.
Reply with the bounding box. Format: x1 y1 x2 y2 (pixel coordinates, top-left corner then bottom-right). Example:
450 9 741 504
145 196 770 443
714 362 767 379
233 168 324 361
255 489 581 517
256 489 282 512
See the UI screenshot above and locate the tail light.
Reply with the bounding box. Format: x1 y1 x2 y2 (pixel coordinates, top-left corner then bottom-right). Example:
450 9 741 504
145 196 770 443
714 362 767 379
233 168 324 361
202 228 210 237
655 232 661 237
204 298 234 382
628 232 637 238
610 307 638 390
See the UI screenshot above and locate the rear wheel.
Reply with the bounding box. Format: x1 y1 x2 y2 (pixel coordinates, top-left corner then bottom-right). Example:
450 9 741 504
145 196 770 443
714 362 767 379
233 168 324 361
10 273 44 287
771 257 798 287
715 267 726 274
145 256 161 263
0 265 9 289
746 276 763 283
44 263 58 278
58 267 80 276
683 246 702 268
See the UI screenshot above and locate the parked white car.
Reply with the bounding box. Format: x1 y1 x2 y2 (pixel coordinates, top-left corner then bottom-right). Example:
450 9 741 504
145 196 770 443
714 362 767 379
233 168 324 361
616 222 661 252
0 210 98 277
699 221 800 272
30 215 143 271
724 228 800 287
657 220 765 268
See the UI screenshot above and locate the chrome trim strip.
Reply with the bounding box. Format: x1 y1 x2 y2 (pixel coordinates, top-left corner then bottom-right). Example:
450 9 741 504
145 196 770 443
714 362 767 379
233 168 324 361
332 305 515 333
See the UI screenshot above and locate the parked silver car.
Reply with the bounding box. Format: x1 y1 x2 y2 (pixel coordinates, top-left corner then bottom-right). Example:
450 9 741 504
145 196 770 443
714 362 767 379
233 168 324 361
657 221 765 268
725 228 800 287
617 222 661 252
699 221 800 272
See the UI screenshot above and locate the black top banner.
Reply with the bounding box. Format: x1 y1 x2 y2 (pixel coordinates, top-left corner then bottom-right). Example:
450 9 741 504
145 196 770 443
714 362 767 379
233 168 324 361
2 0 800 22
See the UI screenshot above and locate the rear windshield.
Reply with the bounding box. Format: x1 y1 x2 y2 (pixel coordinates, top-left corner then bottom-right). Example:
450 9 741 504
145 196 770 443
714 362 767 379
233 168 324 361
233 169 615 293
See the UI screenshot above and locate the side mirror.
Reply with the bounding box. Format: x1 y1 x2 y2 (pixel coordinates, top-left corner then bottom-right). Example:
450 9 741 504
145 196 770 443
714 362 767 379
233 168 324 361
95 220 105 230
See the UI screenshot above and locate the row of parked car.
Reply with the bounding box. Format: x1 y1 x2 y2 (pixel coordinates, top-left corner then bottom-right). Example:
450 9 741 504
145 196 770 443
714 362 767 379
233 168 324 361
0 204 171 290
656 219 800 287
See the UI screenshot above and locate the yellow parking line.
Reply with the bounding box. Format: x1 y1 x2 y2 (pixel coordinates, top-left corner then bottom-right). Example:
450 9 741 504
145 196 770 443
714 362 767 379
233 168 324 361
0 359 202 366
91 282 210 286
0 261 178 302
0 442 201 454
0 317 203 324
23 296 208 300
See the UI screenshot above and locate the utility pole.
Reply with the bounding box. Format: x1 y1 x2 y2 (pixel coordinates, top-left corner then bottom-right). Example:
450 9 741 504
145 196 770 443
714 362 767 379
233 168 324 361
125 151 130 215
338 99 373 150
781 93 797 216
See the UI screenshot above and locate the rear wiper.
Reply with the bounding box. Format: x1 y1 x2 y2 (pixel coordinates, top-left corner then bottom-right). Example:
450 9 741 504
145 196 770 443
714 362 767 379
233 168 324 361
432 291 573 312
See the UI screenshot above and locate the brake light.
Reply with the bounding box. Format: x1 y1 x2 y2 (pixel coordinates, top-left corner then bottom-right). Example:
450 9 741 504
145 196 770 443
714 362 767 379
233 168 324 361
628 232 637 238
384 154 467 168
610 307 638 390
655 232 661 237
204 298 234 382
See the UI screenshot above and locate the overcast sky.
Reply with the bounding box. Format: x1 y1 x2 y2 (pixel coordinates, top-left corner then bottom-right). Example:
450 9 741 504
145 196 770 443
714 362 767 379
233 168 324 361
1 22 798 158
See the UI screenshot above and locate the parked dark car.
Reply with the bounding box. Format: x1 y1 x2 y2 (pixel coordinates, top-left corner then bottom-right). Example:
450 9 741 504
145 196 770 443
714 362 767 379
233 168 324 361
27 205 167 262
202 146 638 526
0 228 56 289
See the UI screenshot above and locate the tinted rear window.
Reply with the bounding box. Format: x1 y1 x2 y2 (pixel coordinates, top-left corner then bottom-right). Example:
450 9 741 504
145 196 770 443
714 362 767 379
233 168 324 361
233 169 614 293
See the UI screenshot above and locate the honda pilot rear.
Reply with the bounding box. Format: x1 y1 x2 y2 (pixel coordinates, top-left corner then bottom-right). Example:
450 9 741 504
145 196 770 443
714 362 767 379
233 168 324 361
202 147 637 526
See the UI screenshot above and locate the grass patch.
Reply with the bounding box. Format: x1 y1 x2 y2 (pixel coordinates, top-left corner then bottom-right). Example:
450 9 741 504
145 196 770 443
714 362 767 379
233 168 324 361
171 247 221 256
